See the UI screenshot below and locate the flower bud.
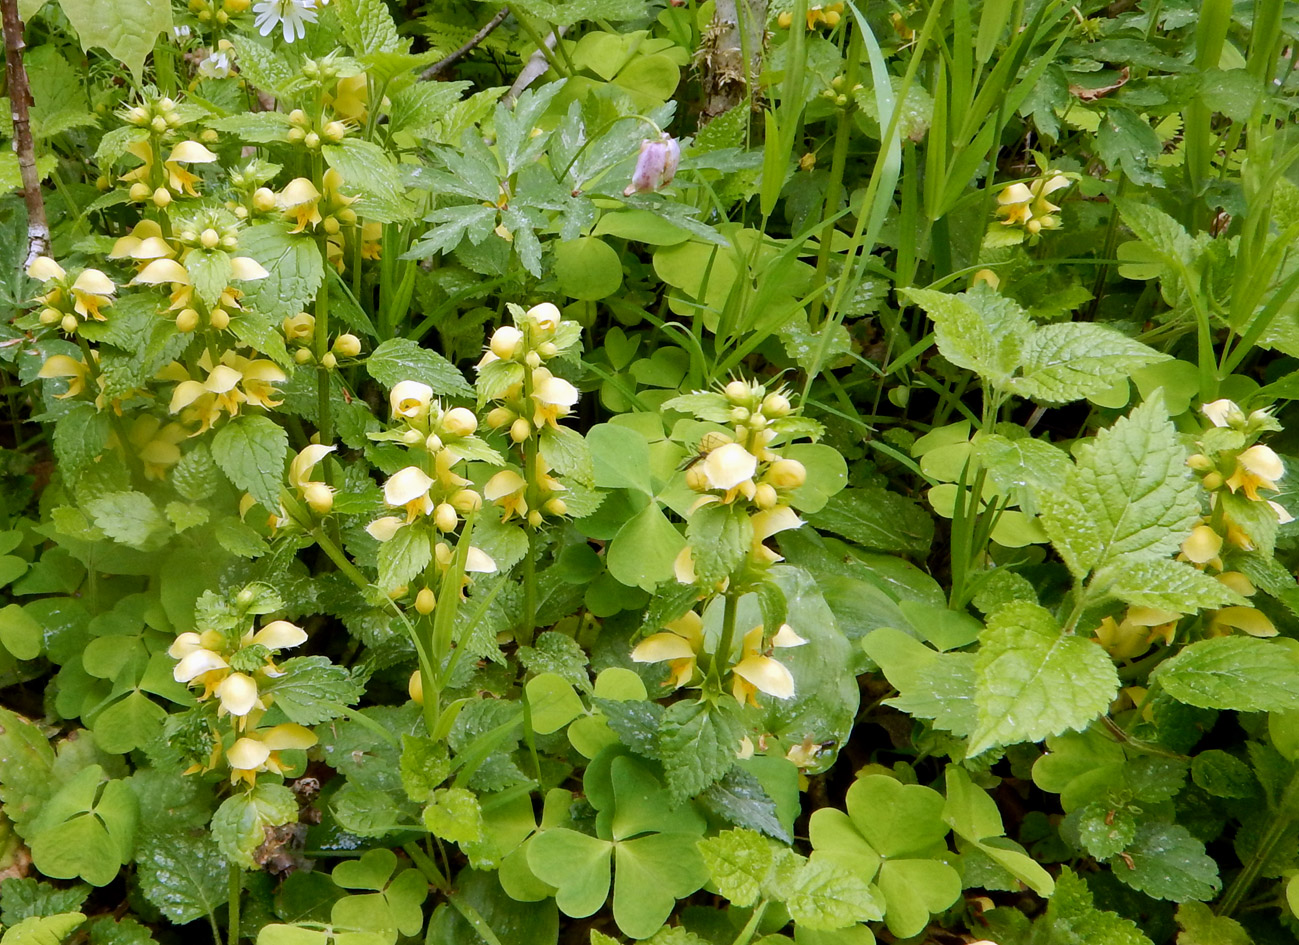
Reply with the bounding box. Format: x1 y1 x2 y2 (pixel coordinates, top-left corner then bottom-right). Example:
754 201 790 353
544 498 567 516
304 481 334 515
304 132 321 150
434 503 458 532
323 216 340 235
624 134 681 196
490 325 524 360
95 175 111 192
753 482 778 509
1202 472 1225 491
221 234 238 249
415 588 436 615
724 380 751 404
767 459 807 489
209 308 230 330
200 228 220 249
538 341 558 358
294 348 314 364
61 313 78 333
288 109 307 126
129 182 151 202
528 510 543 528
39 307 60 325
127 105 149 125
323 121 346 142
510 418 532 443
333 333 361 357
152 187 172 208
425 433 444 452
762 392 791 417
176 308 200 332
151 115 169 133
237 586 255 607
450 488 482 513
685 466 709 492
408 669 424 704
442 407 477 437
337 208 357 225
1187 453 1215 473
253 187 277 213
486 406 514 428
525 350 542 369
321 352 338 369
287 127 305 144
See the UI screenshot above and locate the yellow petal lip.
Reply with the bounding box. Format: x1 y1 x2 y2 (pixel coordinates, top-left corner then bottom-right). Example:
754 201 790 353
37 354 83 378
702 442 757 490
732 654 795 700
390 380 433 417
997 182 1033 205
227 737 270 770
385 466 435 507
532 374 579 407
1201 399 1241 427
366 516 404 542
465 546 497 573
204 364 243 394
673 546 696 584
1216 571 1255 597
168 631 204 659
772 623 807 647
253 620 307 650
1213 606 1277 637
1181 524 1223 564
174 648 228 682
169 380 207 413
280 177 321 208
526 301 561 331
134 258 191 285
169 140 219 163
216 672 259 716
27 255 66 281
261 723 317 751
1238 444 1284 482
631 632 698 663
230 256 270 281
72 269 115 295
1269 500 1294 524
132 236 176 260
290 444 335 487
752 506 803 542
484 469 526 500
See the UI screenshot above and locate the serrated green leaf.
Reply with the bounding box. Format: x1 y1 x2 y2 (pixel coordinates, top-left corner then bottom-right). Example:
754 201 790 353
335 0 405 54
422 787 483 845
658 701 743 802
211 415 288 511
685 504 752 586
1152 636 1299 711
1 913 88 945
58 0 172 81
1102 557 1246 611
697 828 775 906
237 224 324 321
1012 323 1168 404
367 338 472 398
1044 867 1153 945
135 835 226 925
377 526 431 590
260 656 362 725
806 486 933 555
969 601 1118 755
780 858 883 930
84 492 170 551
1109 821 1220 901
211 783 298 870
903 286 1031 389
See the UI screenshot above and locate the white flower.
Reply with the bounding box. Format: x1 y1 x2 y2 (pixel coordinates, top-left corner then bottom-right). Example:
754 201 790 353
390 380 433 419
253 0 319 42
197 50 232 79
1202 398 1244 428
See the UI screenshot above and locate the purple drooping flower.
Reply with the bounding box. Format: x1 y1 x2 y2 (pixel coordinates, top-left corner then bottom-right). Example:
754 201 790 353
624 135 681 196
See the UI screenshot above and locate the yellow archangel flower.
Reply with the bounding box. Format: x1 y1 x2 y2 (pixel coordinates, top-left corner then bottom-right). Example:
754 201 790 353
226 722 317 787
731 623 806 707
163 351 287 434
630 611 705 689
290 443 336 514
279 177 323 233
1225 444 1285 502
529 367 580 430
37 354 90 400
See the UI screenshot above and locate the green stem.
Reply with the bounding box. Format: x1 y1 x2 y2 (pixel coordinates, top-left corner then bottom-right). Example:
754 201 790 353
520 525 537 646
314 232 333 443
712 592 739 689
1215 773 1299 916
402 841 449 892
508 6 567 76
227 864 241 945
729 899 770 945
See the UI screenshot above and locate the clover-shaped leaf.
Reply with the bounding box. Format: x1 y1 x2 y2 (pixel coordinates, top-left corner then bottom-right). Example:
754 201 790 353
330 849 427 938
27 765 137 887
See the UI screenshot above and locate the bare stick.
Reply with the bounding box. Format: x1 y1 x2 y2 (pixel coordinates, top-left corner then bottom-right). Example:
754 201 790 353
421 7 510 81
506 25 566 104
1 0 49 268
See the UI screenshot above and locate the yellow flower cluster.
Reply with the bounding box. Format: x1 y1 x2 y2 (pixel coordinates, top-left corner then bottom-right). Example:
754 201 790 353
27 256 115 334
478 302 583 527
675 380 808 583
158 350 287 435
631 611 807 707
995 172 1071 236
778 3 843 29
187 0 250 28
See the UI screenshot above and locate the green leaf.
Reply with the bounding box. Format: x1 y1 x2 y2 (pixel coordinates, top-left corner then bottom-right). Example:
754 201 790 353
525 673 585 735
0 605 42 661
969 601 1119 755
135 835 226 925
658 701 744 802
1041 867 1153 945
28 768 137 887
806 487 933 556
611 833 708 939
376 526 431 591
697 828 775 907
1175 901 1250 945
367 338 472 398
211 415 288 511
686 504 752 586
1102 557 1245 612
334 0 405 54
238 224 325 321
387 82 473 139
903 286 1030 389
322 139 411 223
422 787 483 845
58 0 172 81
211 783 298 870
1013 323 1169 404
1151 637 1299 711
608 503 686 592
555 237 624 301
0 709 57 833
84 492 170 551
1097 107 1163 187
0 879 89 927
91 691 165 754
1109 821 1220 901
206 112 293 143
260 656 363 725
1038 396 1200 578
526 829 612 918
779 858 883 930
0 913 87 945
400 735 450 802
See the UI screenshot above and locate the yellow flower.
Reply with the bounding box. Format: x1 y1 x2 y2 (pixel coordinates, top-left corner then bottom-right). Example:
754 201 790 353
1094 607 1181 659
1180 524 1223 566
290 443 336 514
109 220 174 263
1209 606 1277 638
529 368 579 429
485 469 528 522
37 354 89 399
69 269 115 322
279 177 323 232
122 416 188 480
1225 444 1284 500
730 624 804 707
631 611 704 689
327 73 370 122
215 672 261 718
384 466 436 522
996 182 1034 227
26 255 65 282
391 380 433 420
226 723 317 787
750 505 803 564
171 633 231 700
166 352 286 433
1202 398 1244 429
